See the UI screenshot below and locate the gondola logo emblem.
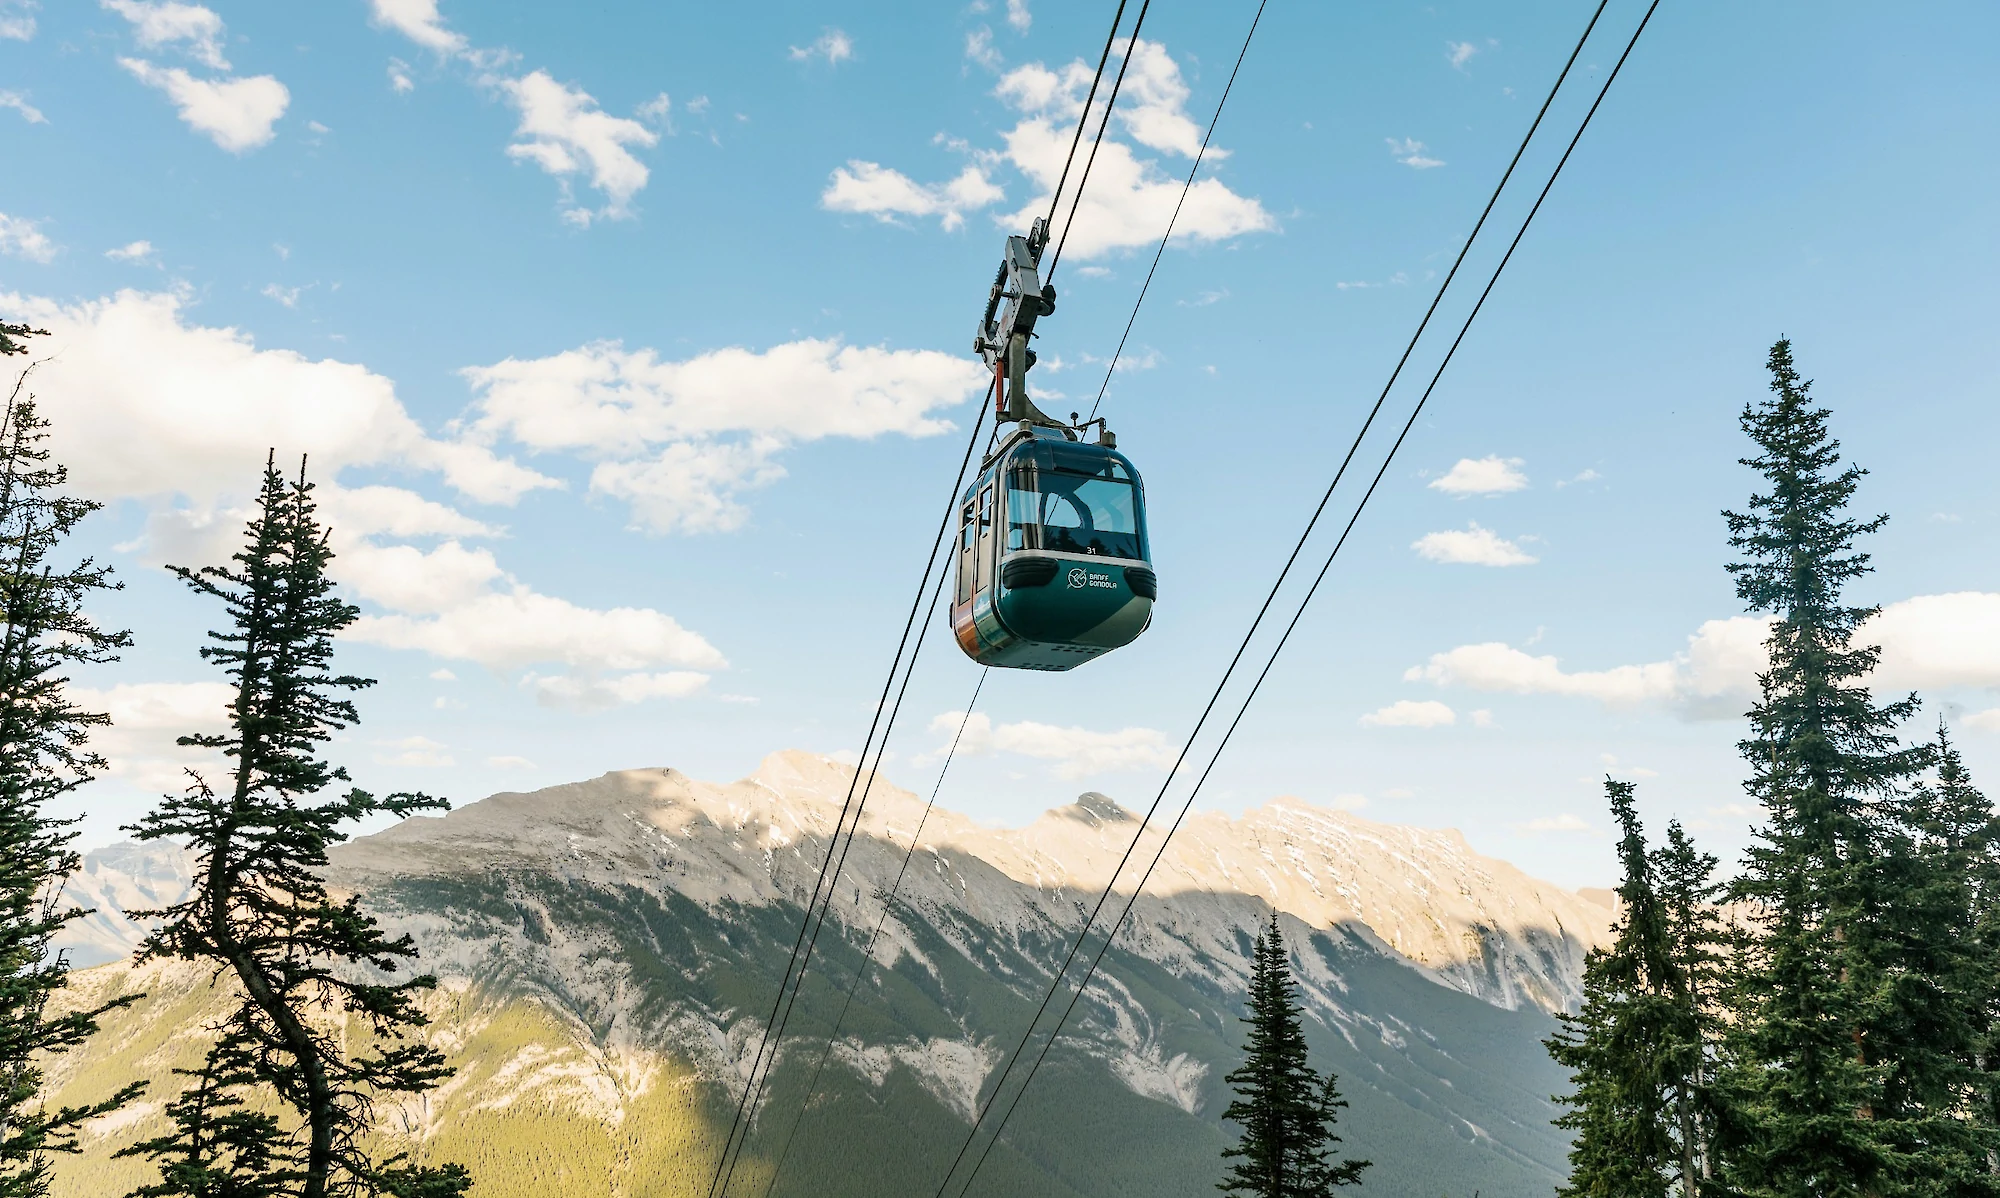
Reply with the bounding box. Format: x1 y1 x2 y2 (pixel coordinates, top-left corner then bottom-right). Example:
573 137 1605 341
1067 567 1088 589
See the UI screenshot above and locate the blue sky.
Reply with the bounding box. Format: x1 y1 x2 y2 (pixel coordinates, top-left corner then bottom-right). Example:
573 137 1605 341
2 0 1997 887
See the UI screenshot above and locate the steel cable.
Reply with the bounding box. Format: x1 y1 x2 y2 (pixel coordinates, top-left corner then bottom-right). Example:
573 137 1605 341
948 4 1663 1192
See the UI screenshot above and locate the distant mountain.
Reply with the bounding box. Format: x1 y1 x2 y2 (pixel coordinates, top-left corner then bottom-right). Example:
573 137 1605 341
44 752 1609 1198
52 840 193 967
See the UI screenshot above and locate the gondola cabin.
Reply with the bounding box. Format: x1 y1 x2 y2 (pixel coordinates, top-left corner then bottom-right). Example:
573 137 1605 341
951 424 1155 671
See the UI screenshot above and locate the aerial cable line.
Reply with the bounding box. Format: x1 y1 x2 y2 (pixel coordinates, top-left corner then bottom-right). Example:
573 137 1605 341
715 548 962 1198
947 3 1664 1192
1043 0 1133 235
1046 0 1155 281
925 1 1618 1193
755 669 991 1198
700 382 993 1198
708 1 1168 1187
1087 0 1267 423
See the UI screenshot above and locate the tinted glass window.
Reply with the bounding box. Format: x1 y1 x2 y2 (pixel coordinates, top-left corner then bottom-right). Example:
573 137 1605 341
1006 467 1144 559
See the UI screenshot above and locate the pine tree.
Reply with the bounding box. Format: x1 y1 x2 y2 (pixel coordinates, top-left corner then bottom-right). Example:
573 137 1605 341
1548 779 1681 1197
123 455 470 1198
1655 820 1727 1196
1713 338 1938 1196
1219 914 1368 1197
1889 726 2000 1189
0 348 144 1196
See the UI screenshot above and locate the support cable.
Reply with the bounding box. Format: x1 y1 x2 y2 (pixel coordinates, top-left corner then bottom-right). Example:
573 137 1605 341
925 3 1615 1193
756 669 991 1198
716 545 960 1197
948 5 1663 1193
1087 0 1268 422
1046 0 1155 281
700 383 992 1198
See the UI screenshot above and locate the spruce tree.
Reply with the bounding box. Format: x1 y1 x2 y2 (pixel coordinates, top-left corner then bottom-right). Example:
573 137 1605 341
1219 914 1368 1197
124 455 469 1198
1713 339 1942 1196
0 346 144 1196
1655 820 1727 1195
1548 779 1680 1197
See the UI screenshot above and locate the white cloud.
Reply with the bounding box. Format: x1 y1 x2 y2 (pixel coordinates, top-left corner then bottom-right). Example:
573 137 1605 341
488 755 537 769
120 59 288 153
103 0 228 69
105 239 155 263
461 336 986 533
1470 709 1494 727
1863 592 2000 691
1387 137 1444 169
429 668 458 682
1521 813 1592 835
388 59 415 94
826 39 1271 260
368 0 465 54
1359 699 1456 728
349 588 726 673
3 288 553 508
1556 468 1601 488
926 711 1176 779
1412 523 1537 567
0 0 35 41
1429 455 1526 495
529 670 709 709
375 735 454 768
1005 0 1032 31
500 70 659 223
1966 709 2000 734
822 161 1004 232
1446 41 1477 70
0 213 56 263
0 89 45 123
260 282 301 308
1407 617 1771 712
789 28 853 65
69 681 233 795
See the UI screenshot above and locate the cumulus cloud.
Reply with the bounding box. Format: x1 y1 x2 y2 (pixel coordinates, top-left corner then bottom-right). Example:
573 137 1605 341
12 287 720 708
499 71 660 224
822 162 1004 232
0 89 45 123
103 0 228 68
789 28 853 65
529 670 709 709
1863 592 2000 692
1387 137 1444 169
926 711 1176 779
120 59 288 152
461 336 986 532
367 0 464 54
1412 523 1537 567
1360 699 1456 728
0 213 55 263
68 681 233 795
1429 455 1526 495
105 239 155 263
822 38 1271 259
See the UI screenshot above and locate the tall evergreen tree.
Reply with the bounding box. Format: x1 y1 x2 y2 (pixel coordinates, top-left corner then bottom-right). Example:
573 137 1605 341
1713 338 1945 1196
1548 779 1681 1197
1219 914 1368 1197
1655 820 1728 1196
123 455 470 1198
0 346 143 1197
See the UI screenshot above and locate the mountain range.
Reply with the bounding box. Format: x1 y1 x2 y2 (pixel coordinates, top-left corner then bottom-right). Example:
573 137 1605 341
43 751 1612 1197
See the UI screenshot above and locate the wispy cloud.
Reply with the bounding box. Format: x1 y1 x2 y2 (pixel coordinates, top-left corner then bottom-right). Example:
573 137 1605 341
1360 699 1456 728
1446 40 1478 70
105 239 156 263
1387 136 1444 169
0 89 45 123
103 0 230 69
789 28 853 65
0 212 56 263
